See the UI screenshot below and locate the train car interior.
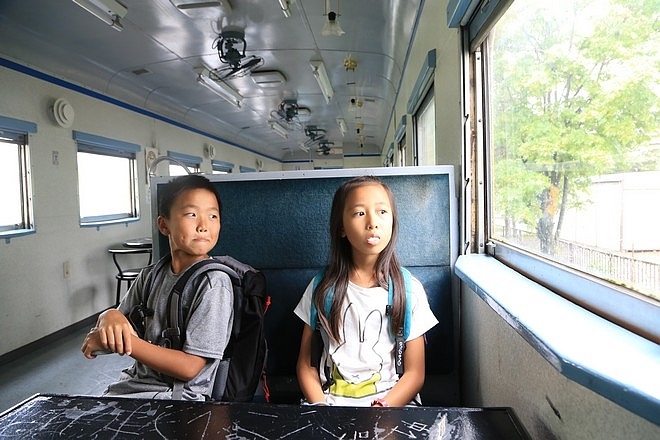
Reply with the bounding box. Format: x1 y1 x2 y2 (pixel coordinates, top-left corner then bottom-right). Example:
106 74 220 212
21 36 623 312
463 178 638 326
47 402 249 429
149 167 458 404
0 1 657 439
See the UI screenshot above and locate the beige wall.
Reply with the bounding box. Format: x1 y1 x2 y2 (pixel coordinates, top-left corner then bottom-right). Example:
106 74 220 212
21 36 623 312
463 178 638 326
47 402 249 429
386 0 463 190
0 66 279 356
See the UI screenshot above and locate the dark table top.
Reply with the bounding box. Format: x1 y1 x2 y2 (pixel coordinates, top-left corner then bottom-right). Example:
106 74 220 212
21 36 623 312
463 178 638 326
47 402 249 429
0 393 530 439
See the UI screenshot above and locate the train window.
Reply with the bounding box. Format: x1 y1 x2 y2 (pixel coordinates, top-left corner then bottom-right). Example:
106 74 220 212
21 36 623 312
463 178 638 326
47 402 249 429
0 129 34 236
74 131 139 226
394 116 407 167
473 0 659 335
414 86 436 165
397 135 406 166
167 151 201 175
212 160 234 174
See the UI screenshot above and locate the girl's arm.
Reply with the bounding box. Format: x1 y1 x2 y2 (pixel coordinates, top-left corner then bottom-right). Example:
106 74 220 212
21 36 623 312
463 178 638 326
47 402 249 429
375 335 426 407
296 324 328 404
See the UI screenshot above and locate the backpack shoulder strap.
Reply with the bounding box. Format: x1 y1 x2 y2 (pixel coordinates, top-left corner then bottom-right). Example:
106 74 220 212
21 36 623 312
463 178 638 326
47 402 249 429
126 255 169 338
387 267 413 375
308 268 334 389
309 269 327 330
165 258 240 351
401 267 413 341
141 254 172 306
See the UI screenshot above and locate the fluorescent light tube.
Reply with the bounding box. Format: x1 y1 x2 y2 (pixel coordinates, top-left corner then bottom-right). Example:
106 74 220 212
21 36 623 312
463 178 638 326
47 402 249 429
336 118 347 136
72 0 127 30
270 121 289 139
278 0 292 18
310 60 334 104
321 11 345 36
197 67 243 108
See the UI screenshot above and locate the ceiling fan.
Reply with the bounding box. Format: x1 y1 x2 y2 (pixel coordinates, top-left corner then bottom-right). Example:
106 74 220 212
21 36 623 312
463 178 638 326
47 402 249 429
300 125 329 151
317 139 342 155
270 99 309 131
304 125 326 142
211 28 264 80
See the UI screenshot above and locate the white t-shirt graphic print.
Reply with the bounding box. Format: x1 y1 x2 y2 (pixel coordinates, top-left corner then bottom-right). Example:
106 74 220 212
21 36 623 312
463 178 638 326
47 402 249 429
295 275 438 406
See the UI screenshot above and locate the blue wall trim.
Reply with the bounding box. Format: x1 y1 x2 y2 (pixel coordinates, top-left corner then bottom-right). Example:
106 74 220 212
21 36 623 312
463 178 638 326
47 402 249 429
406 49 436 114
447 0 479 28
455 254 660 426
212 160 234 171
394 115 407 143
0 115 37 134
73 131 140 153
167 151 202 166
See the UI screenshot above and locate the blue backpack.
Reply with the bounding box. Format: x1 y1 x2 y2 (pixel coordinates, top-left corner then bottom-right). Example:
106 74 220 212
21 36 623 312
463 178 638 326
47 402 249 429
309 267 413 384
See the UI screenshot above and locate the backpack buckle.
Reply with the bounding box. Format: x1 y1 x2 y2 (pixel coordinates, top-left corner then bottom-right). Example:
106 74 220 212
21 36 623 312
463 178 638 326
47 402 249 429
128 304 153 338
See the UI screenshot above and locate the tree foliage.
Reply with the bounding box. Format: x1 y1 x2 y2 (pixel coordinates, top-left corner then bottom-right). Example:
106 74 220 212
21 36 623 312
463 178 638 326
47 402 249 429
490 0 659 252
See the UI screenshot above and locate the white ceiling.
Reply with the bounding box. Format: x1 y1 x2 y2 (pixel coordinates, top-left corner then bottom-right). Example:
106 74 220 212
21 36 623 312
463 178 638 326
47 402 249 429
0 0 423 161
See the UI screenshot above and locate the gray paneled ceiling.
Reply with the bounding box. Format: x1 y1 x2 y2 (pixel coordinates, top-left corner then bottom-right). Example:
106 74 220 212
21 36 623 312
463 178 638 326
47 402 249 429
0 0 423 161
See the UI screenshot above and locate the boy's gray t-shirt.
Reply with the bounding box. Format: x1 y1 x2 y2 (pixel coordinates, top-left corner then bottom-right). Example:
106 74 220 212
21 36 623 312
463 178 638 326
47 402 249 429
108 258 234 400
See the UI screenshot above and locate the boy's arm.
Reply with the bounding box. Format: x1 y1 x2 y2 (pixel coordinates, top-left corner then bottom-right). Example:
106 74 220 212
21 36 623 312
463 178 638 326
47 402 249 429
376 335 426 407
127 336 207 381
296 324 328 404
80 309 207 380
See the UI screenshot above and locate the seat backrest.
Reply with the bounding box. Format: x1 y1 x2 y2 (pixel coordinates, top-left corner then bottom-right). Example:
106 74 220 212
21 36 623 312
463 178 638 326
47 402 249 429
151 168 458 404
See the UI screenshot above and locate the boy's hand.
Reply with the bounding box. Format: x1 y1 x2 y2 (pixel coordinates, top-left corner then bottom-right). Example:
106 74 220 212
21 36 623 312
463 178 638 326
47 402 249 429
81 327 105 359
98 309 137 355
82 309 137 357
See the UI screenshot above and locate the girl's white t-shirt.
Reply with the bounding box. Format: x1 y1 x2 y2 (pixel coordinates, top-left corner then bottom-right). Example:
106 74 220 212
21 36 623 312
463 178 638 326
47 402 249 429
294 274 438 406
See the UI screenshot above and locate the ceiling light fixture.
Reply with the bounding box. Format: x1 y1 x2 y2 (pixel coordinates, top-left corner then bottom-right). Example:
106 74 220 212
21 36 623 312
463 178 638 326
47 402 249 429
297 106 311 118
336 118 347 136
321 0 345 36
310 60 334 104
72 0 127 31
251 70 286 88
170 0 232 17
270 121 289 139
278 0 292 18
196 66 243 108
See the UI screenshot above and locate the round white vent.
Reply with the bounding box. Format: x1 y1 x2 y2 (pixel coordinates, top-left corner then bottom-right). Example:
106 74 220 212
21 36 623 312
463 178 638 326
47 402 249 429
52 98 75 128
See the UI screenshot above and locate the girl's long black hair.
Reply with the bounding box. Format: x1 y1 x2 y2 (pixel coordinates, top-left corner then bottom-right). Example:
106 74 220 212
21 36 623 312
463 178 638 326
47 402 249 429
313 176 405 343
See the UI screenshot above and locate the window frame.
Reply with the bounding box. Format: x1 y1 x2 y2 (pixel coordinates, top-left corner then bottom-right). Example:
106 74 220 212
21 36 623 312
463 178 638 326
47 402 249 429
466 0 659 342
212 160 234 173
0 116 36 238
73 131 140 227
394 116 407 167
413 85 436 166
167 150 201 175
397 136 407 167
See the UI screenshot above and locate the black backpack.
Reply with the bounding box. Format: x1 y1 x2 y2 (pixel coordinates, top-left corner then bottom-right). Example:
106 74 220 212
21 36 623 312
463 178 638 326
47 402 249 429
131 254 269 402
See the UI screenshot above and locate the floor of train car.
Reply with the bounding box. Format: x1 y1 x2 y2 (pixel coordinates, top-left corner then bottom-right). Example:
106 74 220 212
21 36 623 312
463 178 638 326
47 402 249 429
0 325 133 414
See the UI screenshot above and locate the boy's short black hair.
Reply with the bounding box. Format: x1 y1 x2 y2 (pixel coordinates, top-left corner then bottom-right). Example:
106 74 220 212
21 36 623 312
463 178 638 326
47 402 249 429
158 175 222 219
